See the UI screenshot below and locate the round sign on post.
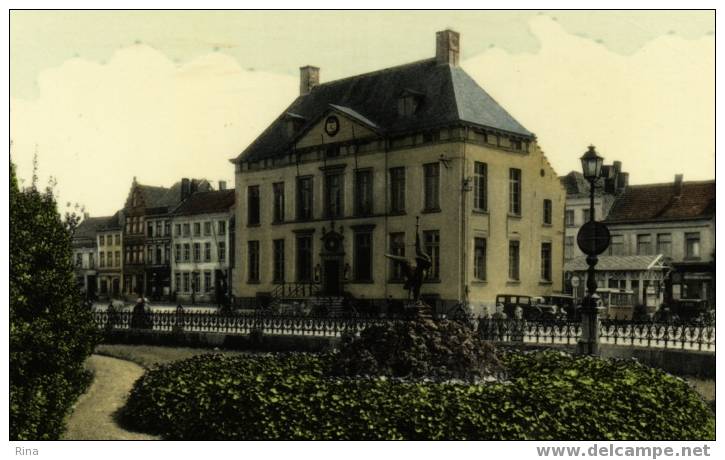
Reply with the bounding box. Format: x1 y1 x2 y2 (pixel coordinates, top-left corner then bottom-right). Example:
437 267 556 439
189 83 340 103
576 221 611 255
570 275 580 288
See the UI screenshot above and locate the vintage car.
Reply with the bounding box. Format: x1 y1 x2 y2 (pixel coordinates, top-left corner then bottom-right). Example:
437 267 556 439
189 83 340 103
669 298 713 322
539 294 578 320
495 294 545 320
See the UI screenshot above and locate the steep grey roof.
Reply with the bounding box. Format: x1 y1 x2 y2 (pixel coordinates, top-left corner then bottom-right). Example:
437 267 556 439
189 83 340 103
172 190 235 216
125 179 213 213
565 255 668 272
97 211 123 231
72 216 110 247
236 59 532 163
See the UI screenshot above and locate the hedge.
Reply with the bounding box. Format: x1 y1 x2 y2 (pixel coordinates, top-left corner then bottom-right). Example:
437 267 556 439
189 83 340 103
10 161 99 439
122 351 715 440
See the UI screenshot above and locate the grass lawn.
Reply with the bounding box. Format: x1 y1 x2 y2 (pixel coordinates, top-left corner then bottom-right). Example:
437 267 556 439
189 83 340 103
94 344 252 369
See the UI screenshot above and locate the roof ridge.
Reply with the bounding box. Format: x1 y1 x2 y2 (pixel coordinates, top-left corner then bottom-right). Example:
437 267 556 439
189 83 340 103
313 58 435 88
626 179 715 188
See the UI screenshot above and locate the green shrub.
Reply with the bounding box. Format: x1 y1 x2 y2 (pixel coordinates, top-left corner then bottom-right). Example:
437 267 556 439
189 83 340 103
330 318 499 381
10 162 100 440
122 350 714 440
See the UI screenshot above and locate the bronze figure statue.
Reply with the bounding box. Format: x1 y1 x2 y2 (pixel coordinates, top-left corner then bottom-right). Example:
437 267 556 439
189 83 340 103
384 217 431 303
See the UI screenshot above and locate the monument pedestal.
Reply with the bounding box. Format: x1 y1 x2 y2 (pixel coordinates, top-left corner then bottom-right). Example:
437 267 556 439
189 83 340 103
405 300 433 319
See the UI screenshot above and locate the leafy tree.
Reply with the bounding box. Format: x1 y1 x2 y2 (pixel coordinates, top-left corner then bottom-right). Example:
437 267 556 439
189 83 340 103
10 160 99 440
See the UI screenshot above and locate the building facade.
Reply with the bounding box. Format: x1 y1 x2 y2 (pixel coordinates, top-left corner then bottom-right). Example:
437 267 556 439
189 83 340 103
560 162 628 263
231 30 566 315
602 176 715 307
71 215 106 300
170 189 235 304
121 177 212 300
96 211 124 299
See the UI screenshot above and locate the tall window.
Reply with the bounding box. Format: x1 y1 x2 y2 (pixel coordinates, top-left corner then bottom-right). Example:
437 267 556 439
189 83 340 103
183 273 190 292
175 224 181 236
183 223 190 237
156 222 162 237
100 252 105 268
389 167 406 213
164 244 170 264
183 243 190 262
175 244 181 262
609 235 624 256
193 243 201 262
174 273 181 293
353 231 373 282
248 185 260 225
543 199 552 225
354 170 373 216
324 173 344 218
273 239 285 283
218 221 226 236
508 240 520 281
541 242 552 282
565 236 575 259
155 246 162 265
296 176 313 221
273 182 285 223
656 233 672 256
636 234 651 255
473 162 487 211
164 222 170 237
192 272 200 293
389 232 405 281
296 235 313 282
685 233 701 259
204 271 212 293
423 163 440 211
509 168 521 215
565 210 575 227
204 221 212 236
247 241 260 283
193 222 201 237
423 230 440 280
218 241 226 262
473 237 487 281
204 242 211 262
99 235 105 246
115 251 121 267
147 222 154 237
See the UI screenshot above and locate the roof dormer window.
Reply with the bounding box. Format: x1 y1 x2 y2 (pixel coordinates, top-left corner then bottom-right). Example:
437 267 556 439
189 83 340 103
284 112 306 138
397 89 424 117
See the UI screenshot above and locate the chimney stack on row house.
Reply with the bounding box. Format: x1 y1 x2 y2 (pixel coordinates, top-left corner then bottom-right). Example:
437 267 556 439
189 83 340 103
218 180 227 191
181 178 191 201
674 174 684 198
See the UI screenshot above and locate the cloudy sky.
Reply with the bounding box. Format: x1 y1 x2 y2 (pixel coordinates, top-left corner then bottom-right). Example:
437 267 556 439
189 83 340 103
10 11 714 216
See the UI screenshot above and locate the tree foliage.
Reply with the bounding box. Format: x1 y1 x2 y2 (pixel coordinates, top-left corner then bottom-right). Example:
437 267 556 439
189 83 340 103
9 161 99 440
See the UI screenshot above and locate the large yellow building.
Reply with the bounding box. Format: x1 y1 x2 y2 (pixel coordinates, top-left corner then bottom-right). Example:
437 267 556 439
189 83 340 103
231 30 565 315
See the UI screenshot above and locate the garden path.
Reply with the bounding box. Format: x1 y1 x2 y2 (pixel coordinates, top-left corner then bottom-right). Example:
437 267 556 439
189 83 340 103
62 354 160 440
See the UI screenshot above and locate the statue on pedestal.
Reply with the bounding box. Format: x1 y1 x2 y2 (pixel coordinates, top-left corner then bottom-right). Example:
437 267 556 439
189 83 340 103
384 217 432 316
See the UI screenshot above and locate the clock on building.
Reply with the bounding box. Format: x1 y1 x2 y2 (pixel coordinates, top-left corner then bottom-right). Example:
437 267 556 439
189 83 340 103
325 238 340 252
324 116 340 137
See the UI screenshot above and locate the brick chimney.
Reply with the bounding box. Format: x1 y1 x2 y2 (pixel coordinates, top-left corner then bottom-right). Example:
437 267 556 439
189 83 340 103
219 180 227 191
674 174 684 198
300 66 320 95
181 178 191 201
436 29 460 66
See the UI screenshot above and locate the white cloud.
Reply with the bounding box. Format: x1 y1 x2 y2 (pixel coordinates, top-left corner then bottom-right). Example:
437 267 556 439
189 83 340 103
462 16 714 184
11 44 297 215
10 16 714 216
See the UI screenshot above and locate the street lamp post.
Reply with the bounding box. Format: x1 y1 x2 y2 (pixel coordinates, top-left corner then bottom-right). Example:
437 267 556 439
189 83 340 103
576 145 610 356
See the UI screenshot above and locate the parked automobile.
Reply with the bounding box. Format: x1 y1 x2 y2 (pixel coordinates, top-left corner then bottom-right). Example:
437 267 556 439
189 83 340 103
670 298 712 322
539 294 577 320
495 294 544 320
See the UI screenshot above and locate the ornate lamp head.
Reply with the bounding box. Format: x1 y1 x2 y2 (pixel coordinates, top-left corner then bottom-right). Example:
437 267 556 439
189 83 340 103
580 145 604 181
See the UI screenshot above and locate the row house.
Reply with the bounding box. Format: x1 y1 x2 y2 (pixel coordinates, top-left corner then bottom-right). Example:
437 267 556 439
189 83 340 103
170 188 235 303
71 214 107 300
560 161 629 262
231 30 566 315
121 177 212 300
602 175 715 307
96 211 124 298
